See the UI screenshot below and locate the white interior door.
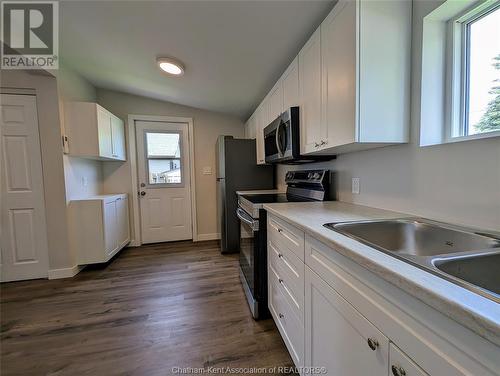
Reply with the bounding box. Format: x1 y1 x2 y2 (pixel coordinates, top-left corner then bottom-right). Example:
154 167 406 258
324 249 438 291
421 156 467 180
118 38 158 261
136 121 192 243
0 94 49 282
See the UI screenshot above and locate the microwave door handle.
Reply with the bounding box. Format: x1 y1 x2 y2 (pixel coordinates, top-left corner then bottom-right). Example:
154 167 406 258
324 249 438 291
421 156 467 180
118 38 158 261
275 117 284 156
236 208 259 231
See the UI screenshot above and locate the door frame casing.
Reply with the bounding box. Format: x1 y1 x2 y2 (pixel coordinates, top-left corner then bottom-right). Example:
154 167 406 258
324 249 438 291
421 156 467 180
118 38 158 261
127 114 197 245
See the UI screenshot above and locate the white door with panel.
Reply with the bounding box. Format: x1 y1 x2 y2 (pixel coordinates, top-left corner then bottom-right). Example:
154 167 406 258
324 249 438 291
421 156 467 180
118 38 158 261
305 266 389 375
0 94 49 282
136 121 192 243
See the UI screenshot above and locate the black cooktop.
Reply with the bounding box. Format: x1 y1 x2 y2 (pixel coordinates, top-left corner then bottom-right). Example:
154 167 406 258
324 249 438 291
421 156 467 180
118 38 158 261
241 193 313 204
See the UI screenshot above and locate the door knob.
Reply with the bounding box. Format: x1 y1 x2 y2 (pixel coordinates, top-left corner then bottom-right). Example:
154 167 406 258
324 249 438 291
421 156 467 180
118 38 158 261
139 191 146 196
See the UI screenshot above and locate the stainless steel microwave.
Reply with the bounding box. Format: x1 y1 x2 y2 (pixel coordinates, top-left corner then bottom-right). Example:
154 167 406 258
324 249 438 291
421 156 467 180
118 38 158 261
264 107 333 164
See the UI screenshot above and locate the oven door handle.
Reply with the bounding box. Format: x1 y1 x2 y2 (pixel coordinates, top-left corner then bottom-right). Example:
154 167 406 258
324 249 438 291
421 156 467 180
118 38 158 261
237 208 259 231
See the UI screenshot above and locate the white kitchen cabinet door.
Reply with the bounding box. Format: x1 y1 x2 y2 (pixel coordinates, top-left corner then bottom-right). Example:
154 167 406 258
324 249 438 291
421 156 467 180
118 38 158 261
268 80 283 121
111 115 126 160
321 0 357 149
389 344 429 376
256 100 268 165
103 199 118 255
299 28 324 154
116 196 130 248
97 107 113 159
245 114 257 139
305 266 389 376
282 58 300 110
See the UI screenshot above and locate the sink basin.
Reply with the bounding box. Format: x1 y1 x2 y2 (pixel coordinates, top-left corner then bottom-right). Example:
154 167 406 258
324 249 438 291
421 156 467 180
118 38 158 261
325 219 500 256
434 253 500 296
324 218 500 302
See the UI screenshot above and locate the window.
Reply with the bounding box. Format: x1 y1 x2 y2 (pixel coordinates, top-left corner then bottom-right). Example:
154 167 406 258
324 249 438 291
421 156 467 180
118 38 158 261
145 132 182 185
455 3 500 137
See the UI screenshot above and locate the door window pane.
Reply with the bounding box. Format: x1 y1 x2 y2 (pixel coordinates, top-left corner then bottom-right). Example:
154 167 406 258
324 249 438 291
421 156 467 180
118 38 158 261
146 132 180 157
148 159 181 184
466 6 500 135
145 132 182 185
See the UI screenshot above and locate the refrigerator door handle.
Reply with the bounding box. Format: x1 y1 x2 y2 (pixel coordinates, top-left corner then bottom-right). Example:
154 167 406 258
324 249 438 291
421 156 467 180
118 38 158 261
236 208 259 231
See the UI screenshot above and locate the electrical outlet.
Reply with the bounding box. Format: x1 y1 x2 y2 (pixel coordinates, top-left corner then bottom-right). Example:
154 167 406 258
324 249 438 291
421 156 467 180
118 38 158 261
81 176 88 187
352 178 360 194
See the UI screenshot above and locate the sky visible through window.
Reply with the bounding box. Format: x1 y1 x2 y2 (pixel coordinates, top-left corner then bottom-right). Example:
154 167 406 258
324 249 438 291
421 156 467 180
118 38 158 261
467 6 500 135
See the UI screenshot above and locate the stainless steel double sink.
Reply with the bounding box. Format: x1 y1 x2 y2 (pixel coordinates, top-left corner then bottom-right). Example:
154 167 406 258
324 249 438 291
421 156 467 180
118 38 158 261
324 218 500 303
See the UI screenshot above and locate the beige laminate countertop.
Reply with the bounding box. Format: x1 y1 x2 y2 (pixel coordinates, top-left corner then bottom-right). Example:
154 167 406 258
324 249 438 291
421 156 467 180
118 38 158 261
263 201 500 346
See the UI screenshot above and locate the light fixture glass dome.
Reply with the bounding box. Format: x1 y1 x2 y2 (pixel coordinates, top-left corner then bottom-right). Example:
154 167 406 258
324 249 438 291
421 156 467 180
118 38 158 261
157 57 184 76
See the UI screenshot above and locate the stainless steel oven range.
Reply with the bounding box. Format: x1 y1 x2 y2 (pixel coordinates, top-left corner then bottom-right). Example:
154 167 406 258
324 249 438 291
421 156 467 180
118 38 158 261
236 169 334 319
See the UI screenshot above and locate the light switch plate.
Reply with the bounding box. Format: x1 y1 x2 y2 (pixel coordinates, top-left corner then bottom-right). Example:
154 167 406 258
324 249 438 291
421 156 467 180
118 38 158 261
352 178 360 194
81 176 88 187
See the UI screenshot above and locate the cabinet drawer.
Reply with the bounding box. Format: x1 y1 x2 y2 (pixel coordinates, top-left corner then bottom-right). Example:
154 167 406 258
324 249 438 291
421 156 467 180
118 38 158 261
390 344 429 376
269 266 304 367
268 239 304 320
268 215 305 261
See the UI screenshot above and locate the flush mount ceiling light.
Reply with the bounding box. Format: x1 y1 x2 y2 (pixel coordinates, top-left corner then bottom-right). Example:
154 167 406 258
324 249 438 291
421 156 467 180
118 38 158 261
157 57 185 76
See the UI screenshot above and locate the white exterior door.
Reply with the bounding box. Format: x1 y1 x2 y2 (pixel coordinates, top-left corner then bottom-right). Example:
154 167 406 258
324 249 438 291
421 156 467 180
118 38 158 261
0 94 49 282
136 121 192 243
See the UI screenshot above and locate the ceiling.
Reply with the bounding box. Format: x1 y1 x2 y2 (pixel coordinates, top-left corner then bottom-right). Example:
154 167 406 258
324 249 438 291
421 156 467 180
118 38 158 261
60 1 335 119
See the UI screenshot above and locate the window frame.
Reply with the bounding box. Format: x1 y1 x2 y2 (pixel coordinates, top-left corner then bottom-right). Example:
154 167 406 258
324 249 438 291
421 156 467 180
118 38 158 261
446 1 500 142
143 130 184 188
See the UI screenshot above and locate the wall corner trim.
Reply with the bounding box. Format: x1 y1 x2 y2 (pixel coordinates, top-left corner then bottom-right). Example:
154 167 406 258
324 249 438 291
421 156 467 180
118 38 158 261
48 265 83 279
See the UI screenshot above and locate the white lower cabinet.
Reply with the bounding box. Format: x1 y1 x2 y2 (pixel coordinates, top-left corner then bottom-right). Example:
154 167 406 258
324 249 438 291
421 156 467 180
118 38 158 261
266 213 499 376
305 266 389 375
390 344 429 376
69 194 130 265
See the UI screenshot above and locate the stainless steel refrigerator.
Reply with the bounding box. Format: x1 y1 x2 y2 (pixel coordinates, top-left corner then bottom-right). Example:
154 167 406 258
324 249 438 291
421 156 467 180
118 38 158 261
216 136 274 254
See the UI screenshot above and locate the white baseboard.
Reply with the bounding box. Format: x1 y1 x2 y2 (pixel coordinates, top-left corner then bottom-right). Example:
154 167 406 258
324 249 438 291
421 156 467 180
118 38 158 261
48 265 83 279
196 233 220 241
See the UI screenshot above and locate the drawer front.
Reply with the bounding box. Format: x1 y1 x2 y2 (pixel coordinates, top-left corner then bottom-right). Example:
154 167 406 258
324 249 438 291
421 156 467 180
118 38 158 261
268 239 304 320
268 214 305 261
390 344 429 376
269 266 304 367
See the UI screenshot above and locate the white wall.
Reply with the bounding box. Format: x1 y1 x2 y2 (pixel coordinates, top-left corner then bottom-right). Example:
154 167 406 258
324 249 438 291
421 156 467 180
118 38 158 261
277 0 500 232
96 88 245 241
57 64 103 201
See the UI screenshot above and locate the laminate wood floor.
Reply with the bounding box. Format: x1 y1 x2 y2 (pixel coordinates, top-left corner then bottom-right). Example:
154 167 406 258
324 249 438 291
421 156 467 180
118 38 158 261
1 241 295 376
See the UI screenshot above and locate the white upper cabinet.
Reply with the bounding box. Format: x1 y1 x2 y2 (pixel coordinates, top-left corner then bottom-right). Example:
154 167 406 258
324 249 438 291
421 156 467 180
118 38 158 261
64 102 126 161
246 0 411 160
315 0 411 154
282 58 300 110
245 114 257 139
268 80 283 122
299 28 324 154
255 99 269 165
321 0 357 149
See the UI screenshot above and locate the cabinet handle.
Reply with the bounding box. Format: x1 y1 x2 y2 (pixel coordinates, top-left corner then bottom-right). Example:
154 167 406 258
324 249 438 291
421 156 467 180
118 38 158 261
391 365 406 376
277 228 282 233
278 278 283 284
314 142 320 148
367 338 379 351
278 253 283 258
278 313 284 319
320 140 327 146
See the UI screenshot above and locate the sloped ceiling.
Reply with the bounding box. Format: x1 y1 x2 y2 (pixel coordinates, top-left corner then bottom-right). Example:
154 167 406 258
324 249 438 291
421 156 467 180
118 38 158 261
60 1 335 119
